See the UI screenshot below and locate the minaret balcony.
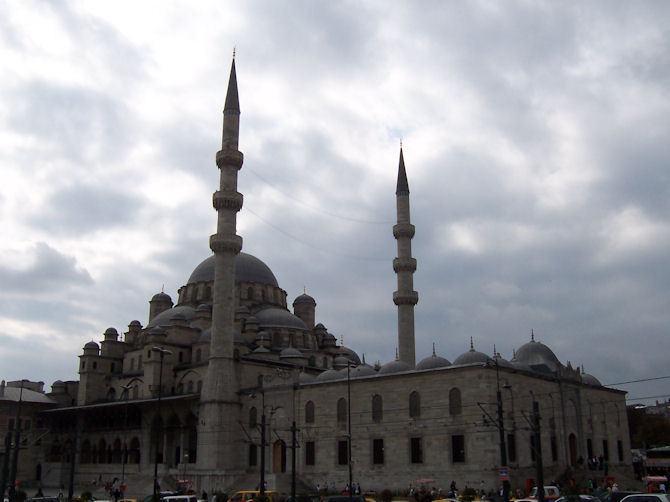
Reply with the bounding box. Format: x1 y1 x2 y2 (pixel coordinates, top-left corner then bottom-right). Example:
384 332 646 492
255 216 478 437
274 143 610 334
393 223 415 239
393 291 419 306
209 234 243 254
213 190 243 211
393 257 417 273
216 148 244 169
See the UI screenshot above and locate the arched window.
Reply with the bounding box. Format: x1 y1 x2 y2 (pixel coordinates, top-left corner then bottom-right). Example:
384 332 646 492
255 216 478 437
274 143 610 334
449 388 462 416
187 381 193 393
337 398 347 424
197 380 202 392
249 407 257 428
247 287 254 300
372 394 383 423
195 349 202 362
409 391 421 418
305 401 315 423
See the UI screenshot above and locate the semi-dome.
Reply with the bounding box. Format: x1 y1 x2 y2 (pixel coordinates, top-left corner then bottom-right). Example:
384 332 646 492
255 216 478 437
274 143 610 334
379 359 412 375
254 308 307 330
299 372 315 384
187 252 279 287
280 347 304 360
146 305 196 329
416 352 451 371
515 333 561 374
339 346 361 365
454 339 492 366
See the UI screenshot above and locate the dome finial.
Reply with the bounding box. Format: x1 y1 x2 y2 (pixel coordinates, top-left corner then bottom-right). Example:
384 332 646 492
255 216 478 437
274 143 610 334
232 46 236 59
340 334 344 347
493 344 497 357
303 285 306 294
395 347 399 360
432 342 436 356
470 336 474 351
362 353 366 365
161 284 164 293
531 328 535 342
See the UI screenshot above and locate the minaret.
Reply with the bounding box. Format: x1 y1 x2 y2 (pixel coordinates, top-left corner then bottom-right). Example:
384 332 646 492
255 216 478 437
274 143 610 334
197 55 244 474
393 146 418 368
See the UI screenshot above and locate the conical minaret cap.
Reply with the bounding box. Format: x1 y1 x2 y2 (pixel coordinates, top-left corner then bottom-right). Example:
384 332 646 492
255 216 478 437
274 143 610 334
396 147 410 195
224 57 240 114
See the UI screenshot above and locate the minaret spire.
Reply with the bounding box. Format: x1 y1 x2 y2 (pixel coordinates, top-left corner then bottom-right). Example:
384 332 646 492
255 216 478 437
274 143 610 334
198 54 244 476
393 145 418 368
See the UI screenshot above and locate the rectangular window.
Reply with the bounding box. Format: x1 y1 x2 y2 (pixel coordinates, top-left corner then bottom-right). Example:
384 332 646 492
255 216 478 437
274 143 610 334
617 440 623 462
373 438 384 465
507 433 516 462
305 441 315 466
452 435 465 463
602 439 609 461
338 440 348 465
410 437 423 463
550 436 558 462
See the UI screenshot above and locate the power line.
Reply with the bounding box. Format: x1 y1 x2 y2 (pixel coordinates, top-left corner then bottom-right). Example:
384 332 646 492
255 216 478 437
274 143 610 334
244 206 389 262
245 167 394 225
605 375 670 386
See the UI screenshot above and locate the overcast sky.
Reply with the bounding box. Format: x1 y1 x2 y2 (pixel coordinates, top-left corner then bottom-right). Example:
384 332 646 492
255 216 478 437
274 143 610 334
1 0 669 405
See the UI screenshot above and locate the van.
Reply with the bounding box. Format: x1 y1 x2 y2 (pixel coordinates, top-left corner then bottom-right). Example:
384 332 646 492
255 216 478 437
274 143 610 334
163 495 198 502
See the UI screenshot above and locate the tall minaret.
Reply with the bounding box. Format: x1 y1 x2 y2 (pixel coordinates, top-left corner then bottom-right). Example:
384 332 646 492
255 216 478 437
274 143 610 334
197 55 244 474
393 146 418 368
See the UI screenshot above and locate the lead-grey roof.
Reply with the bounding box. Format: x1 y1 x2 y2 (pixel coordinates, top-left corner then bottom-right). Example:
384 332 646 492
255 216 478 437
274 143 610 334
0 387 56 405
146 305 196 329
254 308 307 330
416 353 451 370
187 252 278 287
379 359 412 375
515 339 561 374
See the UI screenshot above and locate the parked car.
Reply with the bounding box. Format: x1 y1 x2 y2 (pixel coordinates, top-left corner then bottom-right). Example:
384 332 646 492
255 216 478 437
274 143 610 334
321 496 367 502
530 486 561 501
598 492 643 502
227 491 280 502
620 495 670 502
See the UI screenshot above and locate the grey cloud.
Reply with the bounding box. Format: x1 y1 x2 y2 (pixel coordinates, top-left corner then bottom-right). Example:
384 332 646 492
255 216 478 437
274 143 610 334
0 242 92 293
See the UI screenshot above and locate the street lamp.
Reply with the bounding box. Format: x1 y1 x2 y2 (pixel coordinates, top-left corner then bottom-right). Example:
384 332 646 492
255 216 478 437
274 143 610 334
347 362 352 502
8 380 27 502
120 384 132 489
152 347 171 502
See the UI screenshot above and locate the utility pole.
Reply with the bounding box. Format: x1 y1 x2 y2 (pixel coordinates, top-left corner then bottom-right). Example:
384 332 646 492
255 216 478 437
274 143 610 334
290 420 297 502
0 432 11 501
533 401 545 502
8 381 26 502
496 360 510 502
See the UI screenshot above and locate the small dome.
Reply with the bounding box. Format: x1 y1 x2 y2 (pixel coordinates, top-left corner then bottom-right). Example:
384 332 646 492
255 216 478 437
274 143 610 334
147 305 196 329
280 347 304 359
253 346 271 354
416 353 451 371
316 369 345 382
493 352 514 368
454 339 492 366
236 306 250 314
349 364 377 378
255 330 270 342
515 333 561 374
198 329 211 343
151 292 172 302
582 373 602 386
332 356 350 370
246 316 259 325
84 341 99 349
293 293 316 305
104 327 118 335
379 359 412 375
255 308 307 330
148 326 167 336
299 372 315 384
187 252 279 287
314 323 326 330
129 320 142 327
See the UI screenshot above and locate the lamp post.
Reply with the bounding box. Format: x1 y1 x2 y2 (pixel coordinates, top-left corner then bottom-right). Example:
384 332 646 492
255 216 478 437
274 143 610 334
494 361 509 502
152 347 171 502
120 384 132 489
347 362 352 502
8 380 27 502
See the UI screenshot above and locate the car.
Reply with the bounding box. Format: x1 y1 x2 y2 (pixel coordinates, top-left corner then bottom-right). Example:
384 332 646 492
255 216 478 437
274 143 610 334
556 496 598 502
620 495 670 502
599 493 643 502
321 497 367 502
26 498 59 502
227 491 280 502
529 487 561 501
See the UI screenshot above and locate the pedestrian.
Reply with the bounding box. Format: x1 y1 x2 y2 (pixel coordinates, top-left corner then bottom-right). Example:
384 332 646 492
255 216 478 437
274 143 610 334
202 490 208 501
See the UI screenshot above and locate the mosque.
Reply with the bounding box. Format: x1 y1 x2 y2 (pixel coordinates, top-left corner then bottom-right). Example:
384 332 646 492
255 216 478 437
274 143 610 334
36 58 632 495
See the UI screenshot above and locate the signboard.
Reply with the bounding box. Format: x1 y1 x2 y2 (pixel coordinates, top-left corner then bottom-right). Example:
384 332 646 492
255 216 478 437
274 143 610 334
499 467 510 480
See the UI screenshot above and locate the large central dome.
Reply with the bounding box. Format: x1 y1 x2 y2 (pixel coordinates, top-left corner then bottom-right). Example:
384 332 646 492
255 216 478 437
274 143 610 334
187 252 279 287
